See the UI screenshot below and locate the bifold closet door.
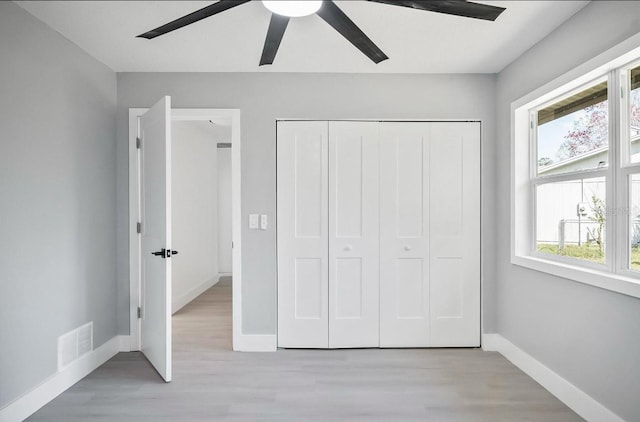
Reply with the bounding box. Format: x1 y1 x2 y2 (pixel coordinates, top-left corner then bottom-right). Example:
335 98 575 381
277 121 329 348
328 121 379 348
429 122 480 346
278 120 480 349
379 123 432 347
379 122 480 347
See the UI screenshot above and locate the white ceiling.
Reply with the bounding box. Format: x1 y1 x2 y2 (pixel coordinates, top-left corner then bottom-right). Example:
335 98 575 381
17 0 589 73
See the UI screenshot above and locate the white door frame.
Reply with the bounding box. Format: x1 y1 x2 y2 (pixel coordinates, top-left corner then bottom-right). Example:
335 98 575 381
129 108 242 351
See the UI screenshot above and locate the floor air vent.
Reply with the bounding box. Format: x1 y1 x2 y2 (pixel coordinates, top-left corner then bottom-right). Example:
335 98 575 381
57 322 93 371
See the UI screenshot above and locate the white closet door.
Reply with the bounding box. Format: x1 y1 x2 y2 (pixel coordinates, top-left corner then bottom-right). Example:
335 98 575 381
429 122 480 347
328 121 379 348
277 121 329 348
379 122 431 347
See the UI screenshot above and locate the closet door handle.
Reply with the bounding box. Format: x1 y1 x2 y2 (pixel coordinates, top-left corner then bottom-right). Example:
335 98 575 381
343 245 353 251
403 245 412 251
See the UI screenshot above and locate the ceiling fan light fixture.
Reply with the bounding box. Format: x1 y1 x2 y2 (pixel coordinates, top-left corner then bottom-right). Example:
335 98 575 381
262 0 322 18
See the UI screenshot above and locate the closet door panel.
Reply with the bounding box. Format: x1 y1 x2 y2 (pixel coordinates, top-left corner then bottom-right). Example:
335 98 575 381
429 122 480 346
277 120 480 349
328 121 380 348
277 121 329 348
379 122 431 347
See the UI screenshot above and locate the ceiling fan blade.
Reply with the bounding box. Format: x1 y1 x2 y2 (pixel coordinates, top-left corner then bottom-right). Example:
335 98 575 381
137 0 251 39
316 0 388 64
260 14 290 66
367 0 505 21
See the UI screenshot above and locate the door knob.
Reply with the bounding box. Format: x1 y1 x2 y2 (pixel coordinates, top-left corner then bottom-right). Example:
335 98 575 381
344 245 353 251
151 248 179 258
151 248 166 257
403 245 411 251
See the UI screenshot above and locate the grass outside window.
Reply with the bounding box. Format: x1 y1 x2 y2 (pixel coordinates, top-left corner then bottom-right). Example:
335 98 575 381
537 243 640 269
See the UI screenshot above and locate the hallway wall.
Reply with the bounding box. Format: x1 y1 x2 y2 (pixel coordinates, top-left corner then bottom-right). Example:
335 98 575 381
172 121 219 313
218 145 233 274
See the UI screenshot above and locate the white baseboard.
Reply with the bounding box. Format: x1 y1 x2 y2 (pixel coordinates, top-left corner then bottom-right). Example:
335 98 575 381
218 272 232 278
0 335 124 422
233 334 277 352
482 334 623 422
172 276 220 314
118 335 131 352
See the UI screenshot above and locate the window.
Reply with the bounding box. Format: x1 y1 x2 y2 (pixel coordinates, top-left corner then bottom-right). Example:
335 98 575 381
512 41 640 299
535 177 606 264
536 80 608 175
533 80 609 265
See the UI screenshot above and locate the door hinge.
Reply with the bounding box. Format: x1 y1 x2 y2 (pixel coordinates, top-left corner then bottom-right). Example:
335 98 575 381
137 307 142 318
136 137 141 149
136 222 141 234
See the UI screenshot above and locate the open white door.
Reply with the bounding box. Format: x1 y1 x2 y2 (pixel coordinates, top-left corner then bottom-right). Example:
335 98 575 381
140 96 172 381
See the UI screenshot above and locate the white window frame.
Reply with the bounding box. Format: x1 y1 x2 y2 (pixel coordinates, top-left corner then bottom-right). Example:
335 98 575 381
512 33 640 299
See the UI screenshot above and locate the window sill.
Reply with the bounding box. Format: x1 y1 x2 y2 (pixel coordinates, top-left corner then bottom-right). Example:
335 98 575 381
512 254 640 299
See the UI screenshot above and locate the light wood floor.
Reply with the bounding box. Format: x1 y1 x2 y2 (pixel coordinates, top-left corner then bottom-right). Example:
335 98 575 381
29 277 582 421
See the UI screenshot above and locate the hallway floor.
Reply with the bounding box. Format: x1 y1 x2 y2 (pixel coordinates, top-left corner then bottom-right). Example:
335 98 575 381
28 277 582 421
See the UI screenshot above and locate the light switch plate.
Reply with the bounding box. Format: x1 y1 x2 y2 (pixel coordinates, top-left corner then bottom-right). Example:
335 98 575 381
249 214 259 229
260 214 268 230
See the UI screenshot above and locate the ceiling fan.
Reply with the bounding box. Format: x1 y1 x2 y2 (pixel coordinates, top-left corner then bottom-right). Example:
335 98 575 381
138 0 506 66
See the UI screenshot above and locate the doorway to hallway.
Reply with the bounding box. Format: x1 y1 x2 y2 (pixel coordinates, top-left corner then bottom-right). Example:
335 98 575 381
128 105 242 380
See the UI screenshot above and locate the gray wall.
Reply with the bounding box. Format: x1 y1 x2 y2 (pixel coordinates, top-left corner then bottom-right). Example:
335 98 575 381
116 73 497 335
0 2 117 408
495 2 640 420
171 121 218 312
